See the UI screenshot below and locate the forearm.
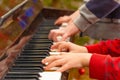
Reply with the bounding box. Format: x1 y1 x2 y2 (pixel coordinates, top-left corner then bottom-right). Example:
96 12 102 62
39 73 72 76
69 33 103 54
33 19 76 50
69 9 80 21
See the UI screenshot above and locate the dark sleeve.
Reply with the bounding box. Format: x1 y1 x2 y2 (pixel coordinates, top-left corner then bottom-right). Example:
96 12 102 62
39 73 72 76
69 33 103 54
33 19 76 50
74 0 120 32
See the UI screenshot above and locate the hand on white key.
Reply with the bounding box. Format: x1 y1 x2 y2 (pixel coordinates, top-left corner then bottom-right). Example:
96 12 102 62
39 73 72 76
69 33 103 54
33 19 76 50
39 72 62 80
56 35 70 42
49 52 61 55
57 22 70 42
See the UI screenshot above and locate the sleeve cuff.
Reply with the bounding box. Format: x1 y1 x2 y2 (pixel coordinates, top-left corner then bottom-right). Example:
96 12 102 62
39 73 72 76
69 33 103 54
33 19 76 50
89 54 106 79
73 14 91 32
85 44 101 54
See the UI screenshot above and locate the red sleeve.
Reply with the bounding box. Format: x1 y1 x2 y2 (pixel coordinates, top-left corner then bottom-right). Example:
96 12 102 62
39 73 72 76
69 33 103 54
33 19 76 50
85 39 120 57
89 54 120 80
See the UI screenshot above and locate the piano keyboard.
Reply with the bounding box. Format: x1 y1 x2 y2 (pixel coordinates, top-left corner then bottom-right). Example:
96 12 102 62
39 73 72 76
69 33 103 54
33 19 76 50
4 19 62 80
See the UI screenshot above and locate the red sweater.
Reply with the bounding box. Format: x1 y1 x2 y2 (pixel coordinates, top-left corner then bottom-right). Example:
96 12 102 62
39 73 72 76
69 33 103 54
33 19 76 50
86 39 120 80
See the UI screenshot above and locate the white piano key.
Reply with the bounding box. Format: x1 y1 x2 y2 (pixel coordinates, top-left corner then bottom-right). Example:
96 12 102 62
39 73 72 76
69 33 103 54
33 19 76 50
49 52 61 55
61 22 68 27
39 72 62 80
50 49 58 52
56 35 70 42
56 22 70 42
57 36 63 42
45 62 49 65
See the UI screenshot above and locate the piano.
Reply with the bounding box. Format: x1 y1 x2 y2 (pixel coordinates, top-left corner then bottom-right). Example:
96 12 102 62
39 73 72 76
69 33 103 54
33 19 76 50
0 0 74 80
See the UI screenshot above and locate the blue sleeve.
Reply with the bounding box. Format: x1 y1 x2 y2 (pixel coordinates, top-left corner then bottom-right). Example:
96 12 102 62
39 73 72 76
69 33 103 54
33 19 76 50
74 0 120 32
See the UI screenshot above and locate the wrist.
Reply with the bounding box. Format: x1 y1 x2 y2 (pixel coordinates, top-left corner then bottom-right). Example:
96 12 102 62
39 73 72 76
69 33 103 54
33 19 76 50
80 46 88 53
82 53 92 67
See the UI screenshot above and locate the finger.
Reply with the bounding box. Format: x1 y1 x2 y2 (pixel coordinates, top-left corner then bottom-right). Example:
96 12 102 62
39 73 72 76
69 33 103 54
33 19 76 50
48 30 54 40
41 56 56 64
44 58 65 70
60 52 68 55
56 63 71 72
48 30 59 42
42 56 60 65
55 16 71 25
58 44 68 52
55 17 64 25
51 42 61 50
53 33 61 42
51 41 68 52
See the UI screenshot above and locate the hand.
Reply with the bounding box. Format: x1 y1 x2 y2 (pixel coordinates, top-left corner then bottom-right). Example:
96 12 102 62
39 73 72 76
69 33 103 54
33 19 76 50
48 10 80 42
51 41 88 53
42 53 92 72
55 16 71 25
48 22 80 42
55 10 80 25
48 28 66 42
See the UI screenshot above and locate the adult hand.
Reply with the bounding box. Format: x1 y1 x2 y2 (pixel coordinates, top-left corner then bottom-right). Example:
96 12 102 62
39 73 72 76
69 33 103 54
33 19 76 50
55 10 79 25
55 16 71 25
42 53 92 72
48 22 80 42
48 10 80 42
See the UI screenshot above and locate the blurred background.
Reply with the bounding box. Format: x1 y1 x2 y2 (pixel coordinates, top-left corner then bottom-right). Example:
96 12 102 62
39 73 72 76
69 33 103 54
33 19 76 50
42 0 83 10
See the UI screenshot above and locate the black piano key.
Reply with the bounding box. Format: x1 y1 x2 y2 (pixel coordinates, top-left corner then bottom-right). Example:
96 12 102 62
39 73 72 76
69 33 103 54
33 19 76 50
21 50 50 55
16 56 46 61
15 60 42 64
4 79 37 80
4 19 57 80
15 62 43 67
34 29 48 33
32 35 48 39
5 74 39 78
10 67 43 72
22 49 49 53
20 53 49 57
21 50 49 54
11 65 44 71
31 36 50 39
24 47 50 50
6 72 40 76
5 77 39 80
38 26 56 31
27 42 51 46
10 68 43 72
5 73 40 80
30 38 52 43
12 64 44 69
35 30 50 34
24 44 50 50
28 40 52 44
11 66 44 72
5 72 41 80
39 19 56 26
27 42 52 46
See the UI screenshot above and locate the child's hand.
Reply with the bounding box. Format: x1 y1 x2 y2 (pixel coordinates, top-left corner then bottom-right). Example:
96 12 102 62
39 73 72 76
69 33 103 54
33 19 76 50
51 41 88 53
42 53 92 72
